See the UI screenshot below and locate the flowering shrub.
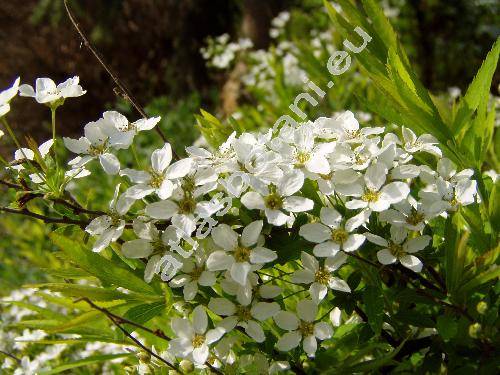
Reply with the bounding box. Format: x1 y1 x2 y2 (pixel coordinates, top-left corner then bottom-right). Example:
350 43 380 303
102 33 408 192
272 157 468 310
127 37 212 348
0 1 499 374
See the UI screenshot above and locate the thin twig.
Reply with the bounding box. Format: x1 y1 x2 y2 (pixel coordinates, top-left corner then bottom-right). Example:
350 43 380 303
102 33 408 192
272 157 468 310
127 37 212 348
63 0 178 158
0 349 21 365
0 207 88 226
0 179 22 189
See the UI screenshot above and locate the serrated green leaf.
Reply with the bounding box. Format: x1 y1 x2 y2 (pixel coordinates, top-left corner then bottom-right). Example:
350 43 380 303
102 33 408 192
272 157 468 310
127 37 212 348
363 286 384 335
49 232 158 296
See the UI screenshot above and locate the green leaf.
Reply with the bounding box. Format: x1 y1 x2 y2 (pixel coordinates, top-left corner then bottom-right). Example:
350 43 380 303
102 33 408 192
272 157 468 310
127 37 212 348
436 316 458 341
39 353 132 374
453 37 500 135
50 232 158 296
363 286 384 335
124 301 166 327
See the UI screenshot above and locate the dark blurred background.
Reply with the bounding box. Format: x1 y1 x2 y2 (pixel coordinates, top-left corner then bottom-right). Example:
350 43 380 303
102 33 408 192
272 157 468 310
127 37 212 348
0 0 498 149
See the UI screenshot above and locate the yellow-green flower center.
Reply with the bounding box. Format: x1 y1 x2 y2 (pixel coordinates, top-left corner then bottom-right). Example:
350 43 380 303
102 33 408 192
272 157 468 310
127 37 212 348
235 305 252 321
331 228 348 244
361 189 380 203
149 170 165 189
234 246 251 262
295 151 311 167
88 142 107 156
315 268 331 285
388 242 404 258
178 197 196 214
299 321 314 336
190 266 203 281
264 193 283 210
192 334 205 348
406 211 425 226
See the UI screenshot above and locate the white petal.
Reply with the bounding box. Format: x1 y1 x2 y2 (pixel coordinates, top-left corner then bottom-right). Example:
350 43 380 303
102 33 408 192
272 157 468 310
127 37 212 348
251 302 281 321
302 335 317 356
99 153 120 175
250 247 277 264
124 184 155 200
265 209 290 226
314 322 333 340
305 154 330 174
345 209 370 231
276 331 301 351
274 311 299 331
309 283 328 304
345 199 368 210
121 239 153 258
324 252 348 271
282 196 314 212
206 251 234 271
241 192 265 210
208 298 236 316
63 137 90 154
380 182 410 204
205 327 225 345
299 223 331 243
320 207 342 228
192 305 207 334
151 143 172 173
165 158 193 179
192 345 209 365
278 170 304 196
212 224 238 251
230 262 252 286
241 220 263 247
343 234 366 252
134 116 161 131
120 168 150 183
297 299 317 322
377 249 397 265
291 269 315 284
405 235 431 253
364 233 388 247
364 163 387 191
259 284 282 299
301 251 319 272
198 271 216 286
245 320 265 342
183 281 198 301
171 318 194 339
313 241 340 257
400 254 423 272
145 200 178 219
328 277 351 293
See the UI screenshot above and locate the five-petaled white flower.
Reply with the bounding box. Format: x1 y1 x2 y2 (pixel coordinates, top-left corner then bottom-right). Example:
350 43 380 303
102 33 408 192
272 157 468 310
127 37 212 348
63 118 121 175
121 143 193 200
274 299 333 356
19 76 85 105
169 305 225 365
299 207 368 257
206 220 277 285
208 297 280 342
292 251 350 304
170 252 216 301
0 77 20 117
241 170 313 226
365 226 431 272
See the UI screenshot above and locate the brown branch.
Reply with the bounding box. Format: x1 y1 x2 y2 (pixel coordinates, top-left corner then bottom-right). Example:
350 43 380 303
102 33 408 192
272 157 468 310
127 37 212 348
0 179 22 190
78 298 178 371
63 0 179 159
79 298 223 374
0 207 88 226
0 349 21 365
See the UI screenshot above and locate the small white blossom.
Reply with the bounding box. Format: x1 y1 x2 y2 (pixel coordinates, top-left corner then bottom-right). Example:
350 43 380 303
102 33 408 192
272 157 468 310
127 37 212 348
19 76 85 105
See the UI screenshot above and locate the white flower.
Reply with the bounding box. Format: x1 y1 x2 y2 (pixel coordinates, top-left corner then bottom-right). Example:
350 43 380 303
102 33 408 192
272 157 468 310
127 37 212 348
345 162 410 212
85 185 133 252
365 226 430 272
11 139 53 176
121 143 193 200
274 299 333 356
206 220 277 285
401 127 442 157
121 219 170 259
292 251 350 304
101 110 161 149
241 170 313 226
170 253 216 301
379 196 436 231
299 207 368 257
63 118 121 175
314 111 383 142
19 76 85 105
0 77 20 117
208 297 280 342
169 305 225 365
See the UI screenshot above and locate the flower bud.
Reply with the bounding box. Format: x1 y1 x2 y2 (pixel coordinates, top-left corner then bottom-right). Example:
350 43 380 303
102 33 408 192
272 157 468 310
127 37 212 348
468 323 481 338
476 301 487 315
180 359 194 373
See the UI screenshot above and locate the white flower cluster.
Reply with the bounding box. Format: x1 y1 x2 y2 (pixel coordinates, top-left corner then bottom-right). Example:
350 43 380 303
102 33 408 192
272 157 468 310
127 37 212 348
200 33 253 69
1 77 479 369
